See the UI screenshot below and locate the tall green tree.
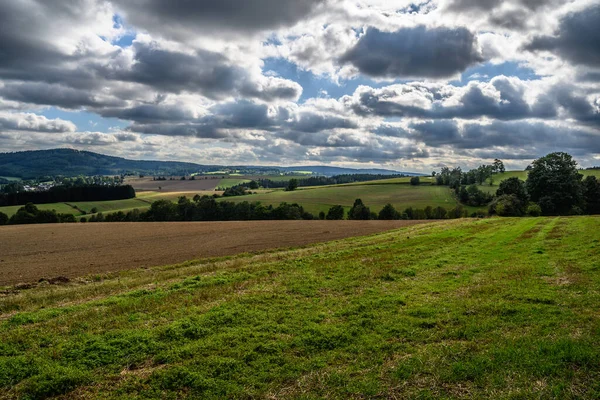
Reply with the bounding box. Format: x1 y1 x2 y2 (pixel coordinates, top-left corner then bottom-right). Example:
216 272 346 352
286 179 299 192
526 152 583 215
378 204 399 220
348 199 372 220
326 205 345 220
0 211 8 225
496 177 529 211
583 176 600 215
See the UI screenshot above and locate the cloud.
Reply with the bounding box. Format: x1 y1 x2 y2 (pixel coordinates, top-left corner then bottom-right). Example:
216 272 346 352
0 112 76 133
407 119 600 154
343 76 600 125
0 82 125 109
113 0 324 38
340 26 484 79
525 4 600 67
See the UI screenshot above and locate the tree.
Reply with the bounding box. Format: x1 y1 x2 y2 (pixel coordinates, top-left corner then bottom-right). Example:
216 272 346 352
318 211 326 220
379 204 399 220
410 176 420 186
0 211 8 225
496 177 528 214
326 205 345 220
286 179 298 192
348 199 372 220
583 175 600 215
526 152 583 215
496 177 528 202
493 159 505 174
248 180 259 190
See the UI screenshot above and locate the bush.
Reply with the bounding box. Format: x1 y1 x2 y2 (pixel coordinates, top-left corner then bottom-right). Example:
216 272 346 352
489 194 525 217
0 211 8 225
326 205 345 220
527 203 542 217
410 176 420 186
378 203 400 220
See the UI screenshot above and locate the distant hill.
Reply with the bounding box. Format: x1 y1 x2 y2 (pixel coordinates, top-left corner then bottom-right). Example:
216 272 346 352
0 149 414 179
0 149 208 179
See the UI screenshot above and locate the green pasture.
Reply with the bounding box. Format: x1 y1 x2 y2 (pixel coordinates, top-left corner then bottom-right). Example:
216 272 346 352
223 184 462 215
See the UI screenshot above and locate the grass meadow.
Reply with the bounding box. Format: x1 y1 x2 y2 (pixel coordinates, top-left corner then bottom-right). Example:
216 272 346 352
1 216 599 399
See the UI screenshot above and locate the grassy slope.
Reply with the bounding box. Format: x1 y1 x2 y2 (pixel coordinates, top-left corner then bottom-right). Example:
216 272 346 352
223 184 461 215
217 178 252 189
0 203 82 217
1 217 599 399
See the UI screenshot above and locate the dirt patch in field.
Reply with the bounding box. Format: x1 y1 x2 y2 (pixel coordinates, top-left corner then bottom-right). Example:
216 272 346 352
0 220 427 286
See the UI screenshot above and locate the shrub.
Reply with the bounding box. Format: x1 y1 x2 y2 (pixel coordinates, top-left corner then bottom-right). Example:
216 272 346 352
489 194 525 217
326 205 345 220
378 203 400 220
0 211 8 225
410 176 420 186
527 203 542 217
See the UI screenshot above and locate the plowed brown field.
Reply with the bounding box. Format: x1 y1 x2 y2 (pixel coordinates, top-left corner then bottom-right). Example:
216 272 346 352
0 220 426 285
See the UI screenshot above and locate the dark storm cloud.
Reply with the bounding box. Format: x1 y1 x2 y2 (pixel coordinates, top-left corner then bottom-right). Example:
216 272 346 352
340 26 484 79
0 1 303 111
288 112 357 133
122 100 359 144
114 0 324 38
0 83 125 109
525 5 600 67
99 104 196 123
316 145 430 162
277 131 364 147
104 43 302 101
406 119 600 154
446 0 552 12
409 120 461 146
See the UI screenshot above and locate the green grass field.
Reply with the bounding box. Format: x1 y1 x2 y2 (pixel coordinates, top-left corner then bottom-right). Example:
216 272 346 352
223 184 462 215
0 192 221 218
1 217 599 398
0 203 82 217
217 178 252 189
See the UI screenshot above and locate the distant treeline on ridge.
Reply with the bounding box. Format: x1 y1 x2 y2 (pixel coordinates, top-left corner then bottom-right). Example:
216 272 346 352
0 185 136 207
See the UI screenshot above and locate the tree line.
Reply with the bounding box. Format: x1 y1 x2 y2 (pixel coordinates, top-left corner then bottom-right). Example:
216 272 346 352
257 174 409 189
490 153 600 216
0 184 136 207
434 153 600 216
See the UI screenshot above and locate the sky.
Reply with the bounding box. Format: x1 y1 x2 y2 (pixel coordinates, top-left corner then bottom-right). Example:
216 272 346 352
0 0 599 172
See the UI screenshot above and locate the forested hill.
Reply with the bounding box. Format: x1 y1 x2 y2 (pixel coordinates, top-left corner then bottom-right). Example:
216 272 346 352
0 149 208 178
0 149 407 178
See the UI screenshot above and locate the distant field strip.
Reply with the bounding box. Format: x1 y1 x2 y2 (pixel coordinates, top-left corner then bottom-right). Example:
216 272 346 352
0 216 598 398
223 184 460 214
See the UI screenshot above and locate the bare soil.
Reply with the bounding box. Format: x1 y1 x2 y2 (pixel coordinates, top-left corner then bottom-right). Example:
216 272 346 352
0 220 426 285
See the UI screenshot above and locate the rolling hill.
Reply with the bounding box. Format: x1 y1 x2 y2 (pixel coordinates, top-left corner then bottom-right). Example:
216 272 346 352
0 149 409 179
